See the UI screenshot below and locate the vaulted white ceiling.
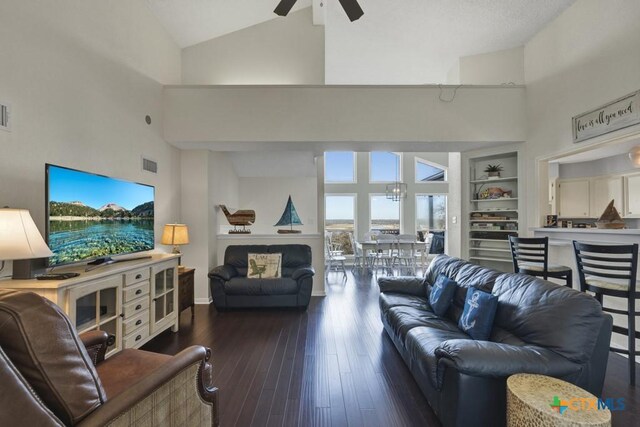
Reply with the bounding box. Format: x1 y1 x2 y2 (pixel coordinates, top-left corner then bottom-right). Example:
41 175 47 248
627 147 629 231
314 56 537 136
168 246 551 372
147 0 576 84
146 0 312 47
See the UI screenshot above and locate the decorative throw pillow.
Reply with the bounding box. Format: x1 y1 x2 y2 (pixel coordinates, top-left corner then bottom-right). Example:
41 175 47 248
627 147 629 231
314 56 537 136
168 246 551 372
247 253 282 279
458 287 499 341
429 274 458 317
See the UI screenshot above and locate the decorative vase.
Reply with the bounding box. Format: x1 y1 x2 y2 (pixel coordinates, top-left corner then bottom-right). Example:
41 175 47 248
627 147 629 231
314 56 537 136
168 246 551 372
487 171 500 179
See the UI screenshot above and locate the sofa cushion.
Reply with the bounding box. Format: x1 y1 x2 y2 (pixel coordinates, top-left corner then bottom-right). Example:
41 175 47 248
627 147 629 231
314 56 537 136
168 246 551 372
492 272 604 364
0 290 106 425
224 245 269 269
405 327 470 389
224 277 298 296
269 244 312 269
379 293 429 314
425 255 500 324
384 306 453 345
458 288 498 341
429 274 457 317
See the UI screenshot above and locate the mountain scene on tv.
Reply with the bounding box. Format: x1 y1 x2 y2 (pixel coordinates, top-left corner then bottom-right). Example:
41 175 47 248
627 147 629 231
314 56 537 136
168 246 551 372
47 166 154 265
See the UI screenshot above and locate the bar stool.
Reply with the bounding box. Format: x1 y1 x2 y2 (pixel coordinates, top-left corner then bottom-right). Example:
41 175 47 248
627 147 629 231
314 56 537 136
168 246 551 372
508 236 573 287
573 241 638 385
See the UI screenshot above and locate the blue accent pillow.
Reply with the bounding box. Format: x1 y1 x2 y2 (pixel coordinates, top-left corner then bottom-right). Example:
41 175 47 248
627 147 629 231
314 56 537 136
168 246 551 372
429 274 457 317
458 288 499 341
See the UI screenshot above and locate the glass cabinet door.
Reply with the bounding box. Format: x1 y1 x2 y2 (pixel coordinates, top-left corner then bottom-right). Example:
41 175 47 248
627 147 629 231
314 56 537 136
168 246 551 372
68 276 122 357
151 262 178 333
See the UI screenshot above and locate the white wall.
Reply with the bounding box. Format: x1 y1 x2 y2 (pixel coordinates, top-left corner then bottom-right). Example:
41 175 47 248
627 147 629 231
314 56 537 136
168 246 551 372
180 151 240 303
522 0 640 360
238 177 318 235
0 0 182 275
164 86 526 147
460 47 524 85
182 8 324 85
523 0 640 231
559 154 639 179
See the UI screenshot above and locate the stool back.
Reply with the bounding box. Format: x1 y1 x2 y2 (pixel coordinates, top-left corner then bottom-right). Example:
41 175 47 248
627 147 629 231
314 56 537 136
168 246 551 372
572 242 638 295
508 236 549 276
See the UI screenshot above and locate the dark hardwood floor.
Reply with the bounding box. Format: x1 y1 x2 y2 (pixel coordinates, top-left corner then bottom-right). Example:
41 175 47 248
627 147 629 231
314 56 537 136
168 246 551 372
143 271 638 427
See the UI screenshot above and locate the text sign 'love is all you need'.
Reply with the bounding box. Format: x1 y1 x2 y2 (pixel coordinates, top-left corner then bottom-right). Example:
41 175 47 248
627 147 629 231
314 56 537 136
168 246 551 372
573 90 640 143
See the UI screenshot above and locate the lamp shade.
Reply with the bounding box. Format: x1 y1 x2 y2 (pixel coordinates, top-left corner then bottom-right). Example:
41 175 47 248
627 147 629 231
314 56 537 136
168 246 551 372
629 146 640 168
0 209 53 260
161 224 189 246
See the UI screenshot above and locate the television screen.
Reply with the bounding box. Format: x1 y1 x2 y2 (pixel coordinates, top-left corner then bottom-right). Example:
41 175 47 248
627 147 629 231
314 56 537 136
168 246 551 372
46 164 155 266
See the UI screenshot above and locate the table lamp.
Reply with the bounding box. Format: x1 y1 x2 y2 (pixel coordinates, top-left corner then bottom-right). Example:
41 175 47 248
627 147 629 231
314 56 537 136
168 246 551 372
0 209 54 279
161 224 189 254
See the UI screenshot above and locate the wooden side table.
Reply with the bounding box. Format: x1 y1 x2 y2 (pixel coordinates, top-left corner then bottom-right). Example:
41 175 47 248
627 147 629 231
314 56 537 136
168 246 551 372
507 374 611 427
178 267 195 318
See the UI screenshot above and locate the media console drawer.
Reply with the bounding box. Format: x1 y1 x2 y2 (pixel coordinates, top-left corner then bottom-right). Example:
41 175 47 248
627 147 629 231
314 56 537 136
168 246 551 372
123 310 149 335
123 296 149 318
123 281 149 303
125 268 150 287
124 325 150 348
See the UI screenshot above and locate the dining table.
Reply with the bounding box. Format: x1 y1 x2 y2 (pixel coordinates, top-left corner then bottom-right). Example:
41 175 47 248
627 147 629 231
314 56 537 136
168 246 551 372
355 240 426 273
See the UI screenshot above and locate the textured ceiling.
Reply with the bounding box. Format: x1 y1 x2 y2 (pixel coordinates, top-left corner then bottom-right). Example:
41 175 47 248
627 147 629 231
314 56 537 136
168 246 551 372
146 0 312 47
326 0 576 84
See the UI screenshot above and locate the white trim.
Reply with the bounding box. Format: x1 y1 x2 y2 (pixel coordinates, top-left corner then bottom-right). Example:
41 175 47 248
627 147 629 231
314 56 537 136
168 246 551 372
415 193 448 233
312 290 326 297
195 297 212 304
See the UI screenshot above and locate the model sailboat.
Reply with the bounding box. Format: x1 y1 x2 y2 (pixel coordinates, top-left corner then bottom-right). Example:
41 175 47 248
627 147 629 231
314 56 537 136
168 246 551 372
274 195 303 234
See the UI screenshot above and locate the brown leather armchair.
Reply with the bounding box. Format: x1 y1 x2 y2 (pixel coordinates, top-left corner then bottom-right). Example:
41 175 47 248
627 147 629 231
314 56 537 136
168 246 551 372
0 290 219 426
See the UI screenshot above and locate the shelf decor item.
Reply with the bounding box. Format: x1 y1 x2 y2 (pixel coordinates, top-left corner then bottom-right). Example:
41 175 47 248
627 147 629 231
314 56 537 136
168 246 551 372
595 199 625 229
220 205 255 234
484 164 504 179
275 195 303 234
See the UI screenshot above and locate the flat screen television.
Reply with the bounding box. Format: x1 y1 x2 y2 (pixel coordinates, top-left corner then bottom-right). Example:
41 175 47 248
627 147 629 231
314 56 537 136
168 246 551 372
46 164 155 267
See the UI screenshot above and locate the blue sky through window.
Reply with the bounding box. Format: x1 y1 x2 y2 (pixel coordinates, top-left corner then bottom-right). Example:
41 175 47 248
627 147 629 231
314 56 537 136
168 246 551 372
416 160 445 181
325 195 355 220
370 152 400 182
325 152 355 182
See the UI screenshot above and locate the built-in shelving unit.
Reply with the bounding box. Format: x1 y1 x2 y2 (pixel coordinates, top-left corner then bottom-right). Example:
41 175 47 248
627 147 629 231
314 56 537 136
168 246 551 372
467 151 519 271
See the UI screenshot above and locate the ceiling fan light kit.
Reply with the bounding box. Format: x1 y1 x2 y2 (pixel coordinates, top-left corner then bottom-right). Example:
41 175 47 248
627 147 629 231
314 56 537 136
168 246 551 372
274 0 363 21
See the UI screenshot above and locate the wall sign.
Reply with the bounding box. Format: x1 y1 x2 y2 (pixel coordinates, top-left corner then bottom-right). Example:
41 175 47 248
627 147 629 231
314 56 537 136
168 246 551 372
572 90 640 143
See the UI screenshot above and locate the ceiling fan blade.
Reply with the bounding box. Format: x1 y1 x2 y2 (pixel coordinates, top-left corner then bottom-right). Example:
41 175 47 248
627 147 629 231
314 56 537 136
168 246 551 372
338 0 364 21
274 0 298 16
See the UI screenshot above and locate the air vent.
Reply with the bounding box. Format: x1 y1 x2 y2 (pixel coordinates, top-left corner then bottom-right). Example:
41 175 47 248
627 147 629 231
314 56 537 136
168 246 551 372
142 157 158 174
0 102 10 132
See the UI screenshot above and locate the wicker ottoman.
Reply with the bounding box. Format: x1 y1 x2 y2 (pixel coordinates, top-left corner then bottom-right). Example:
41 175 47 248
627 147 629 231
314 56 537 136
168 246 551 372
507 374 611 427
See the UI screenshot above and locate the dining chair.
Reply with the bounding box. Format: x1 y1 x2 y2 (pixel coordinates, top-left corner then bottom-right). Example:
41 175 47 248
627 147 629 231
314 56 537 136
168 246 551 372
573 241 638 385
508 236 573 287
419 233 434 274
393 241 417 275
374 234 396 275
347 231 365 272
324 232 346 277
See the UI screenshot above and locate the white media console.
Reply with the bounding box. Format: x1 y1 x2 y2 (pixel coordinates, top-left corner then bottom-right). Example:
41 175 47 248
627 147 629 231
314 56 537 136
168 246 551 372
0 253 180 357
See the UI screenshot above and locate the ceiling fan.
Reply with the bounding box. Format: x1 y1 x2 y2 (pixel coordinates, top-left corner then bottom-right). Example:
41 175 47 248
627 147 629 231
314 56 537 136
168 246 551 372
274 0 364 22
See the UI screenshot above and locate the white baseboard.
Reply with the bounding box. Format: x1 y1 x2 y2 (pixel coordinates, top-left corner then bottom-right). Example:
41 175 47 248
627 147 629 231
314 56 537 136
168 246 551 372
195 297 212 304
311 290 326 297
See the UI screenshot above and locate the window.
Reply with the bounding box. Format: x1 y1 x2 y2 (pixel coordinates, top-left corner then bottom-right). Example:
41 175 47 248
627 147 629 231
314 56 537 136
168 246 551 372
325 152 356 183
416 158 446 182
325 195 356 254
370 152 400 183
370 195 400 233
416 195 447 231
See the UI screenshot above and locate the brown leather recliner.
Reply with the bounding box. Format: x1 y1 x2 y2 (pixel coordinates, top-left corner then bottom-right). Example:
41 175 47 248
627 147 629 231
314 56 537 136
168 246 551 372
0 290 219 426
